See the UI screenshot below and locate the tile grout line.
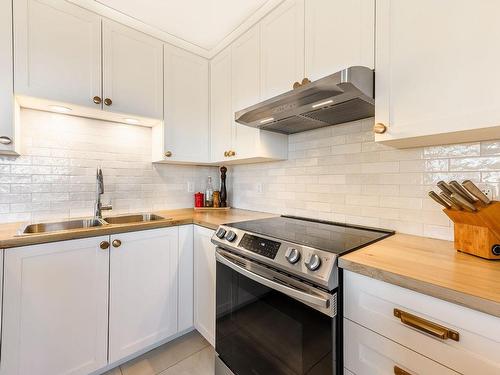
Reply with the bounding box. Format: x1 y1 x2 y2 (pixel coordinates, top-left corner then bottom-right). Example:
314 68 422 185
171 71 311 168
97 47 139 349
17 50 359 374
152 343 211 375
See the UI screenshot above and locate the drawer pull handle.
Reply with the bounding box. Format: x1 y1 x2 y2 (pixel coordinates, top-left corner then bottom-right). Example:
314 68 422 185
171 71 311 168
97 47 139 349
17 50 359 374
394 308 459 342
394 365 411 375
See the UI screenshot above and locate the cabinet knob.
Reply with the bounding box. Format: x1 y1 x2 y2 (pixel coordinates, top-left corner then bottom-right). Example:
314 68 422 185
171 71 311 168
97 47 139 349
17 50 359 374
100 241 110 250
0 136 12 145
93 96 102 105
112 239 122 248
229 150 236 157
373 123 387 134
165 151 172 157
104 98 112 106
224 151 229 157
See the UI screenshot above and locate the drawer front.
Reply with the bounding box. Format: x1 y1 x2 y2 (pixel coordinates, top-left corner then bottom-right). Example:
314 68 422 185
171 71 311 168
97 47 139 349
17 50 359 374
344 318 459 375
344 271 500 375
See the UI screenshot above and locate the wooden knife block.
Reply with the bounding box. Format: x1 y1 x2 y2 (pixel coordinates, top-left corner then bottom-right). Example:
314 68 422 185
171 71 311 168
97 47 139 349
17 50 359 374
443 201 500 260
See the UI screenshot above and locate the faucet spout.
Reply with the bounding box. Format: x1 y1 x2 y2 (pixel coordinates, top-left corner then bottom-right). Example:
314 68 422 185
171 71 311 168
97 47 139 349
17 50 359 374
94 167 112 219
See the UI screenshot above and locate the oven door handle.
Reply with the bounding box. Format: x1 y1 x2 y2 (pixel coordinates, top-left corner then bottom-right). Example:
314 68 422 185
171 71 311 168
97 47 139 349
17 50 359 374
215 251 330 309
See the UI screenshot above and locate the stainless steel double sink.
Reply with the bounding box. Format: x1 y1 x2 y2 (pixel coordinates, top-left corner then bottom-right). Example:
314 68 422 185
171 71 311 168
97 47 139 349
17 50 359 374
18 213 168 235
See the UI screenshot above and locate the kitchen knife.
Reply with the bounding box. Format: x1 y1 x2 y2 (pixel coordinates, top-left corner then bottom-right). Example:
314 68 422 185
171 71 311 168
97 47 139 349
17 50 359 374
428 191 451 209
437 181 454 197
439 192 462 210
450 193 477 212
449 180 477 203
462 180 491 205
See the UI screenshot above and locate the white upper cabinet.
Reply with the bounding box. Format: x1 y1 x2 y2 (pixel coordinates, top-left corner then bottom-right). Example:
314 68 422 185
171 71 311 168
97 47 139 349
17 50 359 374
102 19 163 119
13 0 102 108
210 47 233 162
1 237 109 375
108 228 179 363
375 0 500 148
261 0 304 100
0 0 15 155
305 0 375 81
161 44 209 163
231 25 262 160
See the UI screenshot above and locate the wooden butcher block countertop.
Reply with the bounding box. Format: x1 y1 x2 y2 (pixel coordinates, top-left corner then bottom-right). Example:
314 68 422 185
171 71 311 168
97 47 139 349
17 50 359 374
339 233 500 318
0 208 276 249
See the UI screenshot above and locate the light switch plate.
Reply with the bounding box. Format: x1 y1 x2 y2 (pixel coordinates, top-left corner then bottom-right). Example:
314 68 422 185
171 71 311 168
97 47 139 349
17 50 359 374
476 183 496 200
187 181 194 193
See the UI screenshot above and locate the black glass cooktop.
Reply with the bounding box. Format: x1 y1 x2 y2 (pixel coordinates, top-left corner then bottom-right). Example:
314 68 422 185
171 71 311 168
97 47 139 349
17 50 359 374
228 216 394 255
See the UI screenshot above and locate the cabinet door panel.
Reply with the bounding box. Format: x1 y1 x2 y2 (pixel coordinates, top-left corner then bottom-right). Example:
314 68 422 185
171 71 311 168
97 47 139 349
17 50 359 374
13 0 101 108
178 225 194 332
305 0 374 81
261 0 304 100
164 45 209 162
2 237 109 375
0 0 14 154
193 225 216 346
109 227 178 362
231 25 261 160
375 0 500 147
103 19 163 119
210 48 233 162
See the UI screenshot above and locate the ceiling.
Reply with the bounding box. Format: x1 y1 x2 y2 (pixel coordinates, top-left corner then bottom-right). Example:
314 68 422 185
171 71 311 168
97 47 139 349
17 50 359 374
95 0 273 51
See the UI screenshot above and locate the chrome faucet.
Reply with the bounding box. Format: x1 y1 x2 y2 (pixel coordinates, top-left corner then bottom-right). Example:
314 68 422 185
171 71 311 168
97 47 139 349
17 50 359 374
94 167 112 219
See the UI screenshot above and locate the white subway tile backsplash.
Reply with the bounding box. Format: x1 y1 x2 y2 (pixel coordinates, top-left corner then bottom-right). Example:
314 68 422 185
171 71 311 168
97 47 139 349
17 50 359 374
0 109 218 224
229 118 500 241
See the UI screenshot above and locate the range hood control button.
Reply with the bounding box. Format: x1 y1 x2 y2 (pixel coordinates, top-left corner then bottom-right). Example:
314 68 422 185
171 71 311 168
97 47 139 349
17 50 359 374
305 254 321 271
215 228 227 239
285 247 301 264
225 230 237 242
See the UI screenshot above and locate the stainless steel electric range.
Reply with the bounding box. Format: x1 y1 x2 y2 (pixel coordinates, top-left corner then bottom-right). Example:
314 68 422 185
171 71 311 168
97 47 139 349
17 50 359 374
211 215 394 375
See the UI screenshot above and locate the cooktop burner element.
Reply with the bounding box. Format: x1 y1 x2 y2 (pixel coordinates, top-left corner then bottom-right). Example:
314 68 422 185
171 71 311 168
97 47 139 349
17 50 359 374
212 215 394 291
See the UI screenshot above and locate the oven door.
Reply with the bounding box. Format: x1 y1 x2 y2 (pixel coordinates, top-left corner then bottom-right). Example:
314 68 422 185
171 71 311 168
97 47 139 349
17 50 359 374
215 247 337 375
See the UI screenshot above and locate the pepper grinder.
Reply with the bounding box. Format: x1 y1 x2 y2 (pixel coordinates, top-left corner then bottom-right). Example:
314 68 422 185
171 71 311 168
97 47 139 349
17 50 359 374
220 166 227 207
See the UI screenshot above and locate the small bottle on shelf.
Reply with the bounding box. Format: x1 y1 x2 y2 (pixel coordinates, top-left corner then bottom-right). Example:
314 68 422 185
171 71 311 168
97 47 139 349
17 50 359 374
205 176 214 207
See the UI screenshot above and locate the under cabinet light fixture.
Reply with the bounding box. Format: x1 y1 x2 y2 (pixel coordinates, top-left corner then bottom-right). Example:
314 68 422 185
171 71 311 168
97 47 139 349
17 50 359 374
259 117 274 124
48 105 72 113
123 118 140 124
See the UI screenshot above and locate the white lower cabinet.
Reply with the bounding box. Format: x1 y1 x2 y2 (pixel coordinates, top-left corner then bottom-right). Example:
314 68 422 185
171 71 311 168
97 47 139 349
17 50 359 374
344 270 500 375
193 225 216 346
1 237 110 375
344 318 458 375
0 225 197 375
108 227 179 362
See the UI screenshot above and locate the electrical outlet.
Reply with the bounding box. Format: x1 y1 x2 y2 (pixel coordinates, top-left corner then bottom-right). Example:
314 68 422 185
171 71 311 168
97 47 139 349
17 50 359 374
476 183 495 200
256 183 263 194
187 181 194 193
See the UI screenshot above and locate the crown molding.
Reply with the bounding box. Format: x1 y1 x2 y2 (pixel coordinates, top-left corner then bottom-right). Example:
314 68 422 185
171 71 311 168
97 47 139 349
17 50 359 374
68 0 285 59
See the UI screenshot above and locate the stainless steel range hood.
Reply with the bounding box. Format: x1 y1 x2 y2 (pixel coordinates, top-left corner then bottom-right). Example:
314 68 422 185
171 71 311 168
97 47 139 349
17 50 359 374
235 66 374 134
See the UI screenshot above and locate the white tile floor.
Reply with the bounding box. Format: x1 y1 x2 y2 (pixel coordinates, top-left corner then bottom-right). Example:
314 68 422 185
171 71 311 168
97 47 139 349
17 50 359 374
104 331 215 375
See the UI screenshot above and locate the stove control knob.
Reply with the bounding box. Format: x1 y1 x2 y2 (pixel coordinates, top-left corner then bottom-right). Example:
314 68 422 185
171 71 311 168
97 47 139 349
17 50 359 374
215 228 227 239
225 230 237 242
305 254 321 271
285 247 301 264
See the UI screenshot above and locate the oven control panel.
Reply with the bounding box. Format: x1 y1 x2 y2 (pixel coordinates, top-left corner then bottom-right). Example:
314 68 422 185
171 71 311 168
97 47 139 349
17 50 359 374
238 234 281 259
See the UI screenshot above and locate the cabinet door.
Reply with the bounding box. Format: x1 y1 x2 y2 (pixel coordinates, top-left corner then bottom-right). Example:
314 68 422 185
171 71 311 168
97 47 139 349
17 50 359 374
375 0 500 147
109 227 179 362
305 0 374 81
178 225 194 332
164 44 209 162
261 0 304 100
231 25 261 160
13 0 101 108
0 0 14 155
210 48 233 162
193 225 216 346
102 19 163 119
1 237 109 375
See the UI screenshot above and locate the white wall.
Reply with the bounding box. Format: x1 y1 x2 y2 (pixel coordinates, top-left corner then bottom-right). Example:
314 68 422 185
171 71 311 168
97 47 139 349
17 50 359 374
0 109 219 223
228 118 500 240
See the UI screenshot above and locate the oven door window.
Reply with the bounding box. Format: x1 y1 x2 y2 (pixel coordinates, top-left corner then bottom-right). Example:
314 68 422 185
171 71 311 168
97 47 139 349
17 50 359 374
216 261 335 375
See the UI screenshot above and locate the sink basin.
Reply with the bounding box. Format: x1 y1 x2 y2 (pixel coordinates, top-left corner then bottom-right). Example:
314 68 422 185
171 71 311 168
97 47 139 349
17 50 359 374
19 218 105 235
103 213 167 224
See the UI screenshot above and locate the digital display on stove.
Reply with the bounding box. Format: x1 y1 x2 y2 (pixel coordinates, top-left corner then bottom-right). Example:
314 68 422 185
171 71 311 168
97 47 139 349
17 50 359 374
238 234 281 259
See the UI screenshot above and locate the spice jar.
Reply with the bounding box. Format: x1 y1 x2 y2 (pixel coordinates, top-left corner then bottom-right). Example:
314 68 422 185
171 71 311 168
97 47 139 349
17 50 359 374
213 191 220 208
